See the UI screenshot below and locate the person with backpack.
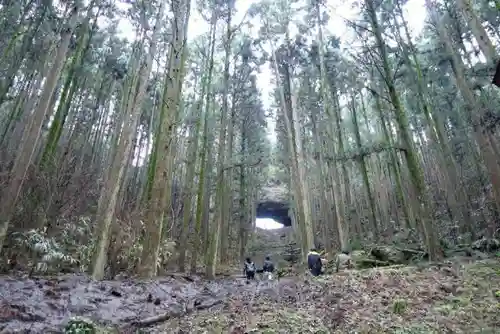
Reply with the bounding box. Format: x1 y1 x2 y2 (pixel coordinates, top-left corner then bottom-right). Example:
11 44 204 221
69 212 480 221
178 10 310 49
262 256 275 280
307 248 323 276
243 257 256 280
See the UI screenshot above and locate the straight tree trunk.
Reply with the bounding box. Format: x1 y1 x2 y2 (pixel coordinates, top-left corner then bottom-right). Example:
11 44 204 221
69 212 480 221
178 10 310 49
139 0 190 278
0 6 79 250
366 0 441 260
91 5 164 280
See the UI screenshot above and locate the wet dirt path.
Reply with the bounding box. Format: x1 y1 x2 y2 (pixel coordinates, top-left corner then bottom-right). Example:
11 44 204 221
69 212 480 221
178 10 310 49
2 259 499 333
0 272 272 333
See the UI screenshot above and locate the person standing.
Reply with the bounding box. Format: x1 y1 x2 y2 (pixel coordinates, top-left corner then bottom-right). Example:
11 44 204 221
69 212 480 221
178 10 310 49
307 248 323 276
243 257 256 280
262 255 275 280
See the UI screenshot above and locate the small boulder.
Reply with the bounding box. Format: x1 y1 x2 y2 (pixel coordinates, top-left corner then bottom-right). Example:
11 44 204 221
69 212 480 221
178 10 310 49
370 246 406 264
471 237 500 253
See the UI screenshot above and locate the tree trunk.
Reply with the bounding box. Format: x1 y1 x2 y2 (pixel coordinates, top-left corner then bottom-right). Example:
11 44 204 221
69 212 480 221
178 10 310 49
0 6 79 250
190 10 217 273
91 5 164 280
139 0 190 278
366 0 441 260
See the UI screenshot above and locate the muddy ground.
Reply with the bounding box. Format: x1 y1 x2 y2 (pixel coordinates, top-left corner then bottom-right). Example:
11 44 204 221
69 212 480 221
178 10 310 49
1 258 499 333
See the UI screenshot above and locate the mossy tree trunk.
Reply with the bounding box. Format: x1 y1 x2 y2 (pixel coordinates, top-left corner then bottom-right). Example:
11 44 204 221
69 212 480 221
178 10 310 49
139 0 190 278
91 4 164 280
349 96 378 238
366 0 441 260
40 3 100 169
314 2 349 250
205 1 233 279
392 1 474 240
268 34 314 255
370 82 413 230
178 88 206 272
456 0 497 63
308 79 333 251
190 10 217 273
0 5 79 251
426 1 500 235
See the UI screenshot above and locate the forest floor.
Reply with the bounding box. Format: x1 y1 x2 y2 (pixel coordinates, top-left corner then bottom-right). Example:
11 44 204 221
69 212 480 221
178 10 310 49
0 258 499 333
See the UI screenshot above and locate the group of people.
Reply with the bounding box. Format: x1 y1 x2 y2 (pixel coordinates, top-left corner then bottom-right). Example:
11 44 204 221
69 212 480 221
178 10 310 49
242 248 327 280
243 256 275 280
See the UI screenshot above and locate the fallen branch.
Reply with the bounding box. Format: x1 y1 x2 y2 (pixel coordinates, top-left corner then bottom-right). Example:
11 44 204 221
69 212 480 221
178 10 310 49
162 272 196 282
126 298 223 329
396 247 426 257
191 298 223 311
356 258 391 268
129 308 185 328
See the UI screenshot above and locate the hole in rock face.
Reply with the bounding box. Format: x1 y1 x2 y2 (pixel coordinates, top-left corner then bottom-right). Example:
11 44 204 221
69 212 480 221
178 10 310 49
255 218 284 230
256 201 291 227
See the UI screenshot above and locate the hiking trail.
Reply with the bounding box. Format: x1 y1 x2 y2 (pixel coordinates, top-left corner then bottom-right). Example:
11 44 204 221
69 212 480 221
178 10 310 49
1 258 499 333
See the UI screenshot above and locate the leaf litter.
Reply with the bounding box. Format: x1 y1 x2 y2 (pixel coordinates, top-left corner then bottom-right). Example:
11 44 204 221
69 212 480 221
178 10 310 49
158 259 500 334
0 259 499 333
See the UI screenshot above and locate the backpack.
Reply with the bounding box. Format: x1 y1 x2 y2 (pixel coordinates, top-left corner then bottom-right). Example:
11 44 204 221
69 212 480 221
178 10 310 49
245 262 255 273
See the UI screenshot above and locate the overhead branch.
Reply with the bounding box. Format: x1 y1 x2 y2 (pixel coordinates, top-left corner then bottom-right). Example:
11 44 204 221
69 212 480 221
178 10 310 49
223 157 262 170
230 8 249 36
314 142 407 163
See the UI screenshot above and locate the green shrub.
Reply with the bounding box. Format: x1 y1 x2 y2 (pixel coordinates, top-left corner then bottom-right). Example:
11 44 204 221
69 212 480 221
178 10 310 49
64 317 96 334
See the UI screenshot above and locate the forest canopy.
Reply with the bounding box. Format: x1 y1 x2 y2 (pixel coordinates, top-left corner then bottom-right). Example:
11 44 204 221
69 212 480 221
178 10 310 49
0 0 499 281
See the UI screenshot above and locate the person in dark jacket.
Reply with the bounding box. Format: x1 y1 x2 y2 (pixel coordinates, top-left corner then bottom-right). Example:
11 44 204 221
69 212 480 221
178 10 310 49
307 248 323 276
262 256 275 279
243 257 256 280
262 256 275 273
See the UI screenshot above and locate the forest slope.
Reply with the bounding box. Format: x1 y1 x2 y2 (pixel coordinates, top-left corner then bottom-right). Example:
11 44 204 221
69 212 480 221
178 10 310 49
1 258 499 333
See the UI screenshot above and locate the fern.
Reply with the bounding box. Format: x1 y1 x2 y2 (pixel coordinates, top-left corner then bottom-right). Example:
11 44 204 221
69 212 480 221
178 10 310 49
14 229 78 273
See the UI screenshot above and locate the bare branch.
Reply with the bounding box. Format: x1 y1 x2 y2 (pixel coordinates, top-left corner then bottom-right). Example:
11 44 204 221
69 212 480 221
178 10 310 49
316 142 407 163
224 157 262 170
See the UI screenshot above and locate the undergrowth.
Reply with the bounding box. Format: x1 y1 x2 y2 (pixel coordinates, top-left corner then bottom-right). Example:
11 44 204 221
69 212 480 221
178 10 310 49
6 216 176 276
159 259 500 334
